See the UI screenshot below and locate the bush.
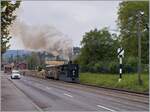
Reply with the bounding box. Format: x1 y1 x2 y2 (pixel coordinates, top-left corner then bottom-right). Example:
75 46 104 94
123 56 138 73
142 64 149 73
80 65 89 72
126 56 138 66
79 56 147 74
108 61 118 73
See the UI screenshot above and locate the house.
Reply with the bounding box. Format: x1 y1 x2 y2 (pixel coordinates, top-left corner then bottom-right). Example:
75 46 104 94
4 64 13 73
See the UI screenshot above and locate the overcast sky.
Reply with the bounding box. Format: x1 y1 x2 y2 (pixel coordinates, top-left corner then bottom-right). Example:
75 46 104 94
10 1 121 50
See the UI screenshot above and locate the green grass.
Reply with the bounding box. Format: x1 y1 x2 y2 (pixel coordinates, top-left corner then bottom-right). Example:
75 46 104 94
79 73 149 93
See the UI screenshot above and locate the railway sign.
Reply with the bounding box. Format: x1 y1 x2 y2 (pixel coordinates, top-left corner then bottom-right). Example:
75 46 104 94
117 48 124 58
117 47 124 82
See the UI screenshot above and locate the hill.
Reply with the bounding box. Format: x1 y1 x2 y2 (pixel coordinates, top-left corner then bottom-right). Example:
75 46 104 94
3 50 31 58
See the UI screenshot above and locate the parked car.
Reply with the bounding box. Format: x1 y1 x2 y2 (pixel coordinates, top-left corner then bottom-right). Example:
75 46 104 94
11 70 21 79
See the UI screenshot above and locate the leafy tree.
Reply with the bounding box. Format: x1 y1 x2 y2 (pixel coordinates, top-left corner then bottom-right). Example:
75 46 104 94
1 1 20 54
77 28 120 73
117 1 149 64
27 52 40 70
8 54 13 63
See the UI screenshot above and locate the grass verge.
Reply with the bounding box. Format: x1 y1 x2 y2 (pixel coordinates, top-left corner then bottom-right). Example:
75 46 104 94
79 73 149 93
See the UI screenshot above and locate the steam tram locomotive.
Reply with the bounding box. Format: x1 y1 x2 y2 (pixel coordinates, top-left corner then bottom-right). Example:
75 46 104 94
45 63 79 82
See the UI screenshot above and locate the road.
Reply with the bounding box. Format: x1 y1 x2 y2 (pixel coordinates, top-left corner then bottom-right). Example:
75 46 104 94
1 72 149 111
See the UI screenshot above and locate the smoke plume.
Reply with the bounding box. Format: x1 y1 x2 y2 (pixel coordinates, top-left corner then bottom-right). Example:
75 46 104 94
10 19 73 60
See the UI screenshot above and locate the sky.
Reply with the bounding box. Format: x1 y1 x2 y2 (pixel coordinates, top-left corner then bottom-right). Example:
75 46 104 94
10 1 121 50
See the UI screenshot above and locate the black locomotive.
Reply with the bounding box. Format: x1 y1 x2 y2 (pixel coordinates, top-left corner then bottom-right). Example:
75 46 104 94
45 62 79 82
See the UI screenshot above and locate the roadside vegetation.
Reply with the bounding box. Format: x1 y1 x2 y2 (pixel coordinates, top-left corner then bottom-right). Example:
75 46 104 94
79 73 149 93
74 1 149 74
75 1 149 93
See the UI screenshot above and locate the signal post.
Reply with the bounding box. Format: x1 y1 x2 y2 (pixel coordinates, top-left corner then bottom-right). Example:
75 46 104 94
117 48 124 82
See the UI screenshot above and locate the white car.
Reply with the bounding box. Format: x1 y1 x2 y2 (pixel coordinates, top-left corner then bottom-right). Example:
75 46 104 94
11 70 21 79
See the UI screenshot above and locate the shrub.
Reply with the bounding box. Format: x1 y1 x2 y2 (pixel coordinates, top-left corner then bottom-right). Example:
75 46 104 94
108 61 118 73
123 56 138 73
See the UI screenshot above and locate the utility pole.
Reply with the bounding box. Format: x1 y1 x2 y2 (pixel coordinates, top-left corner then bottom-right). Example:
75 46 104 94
137 11 143 85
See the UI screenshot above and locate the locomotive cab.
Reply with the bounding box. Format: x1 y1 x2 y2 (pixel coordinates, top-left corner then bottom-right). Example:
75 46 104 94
59 64 79 82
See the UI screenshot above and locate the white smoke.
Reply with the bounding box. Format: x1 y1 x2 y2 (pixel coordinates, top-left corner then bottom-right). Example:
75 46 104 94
9 18 73 60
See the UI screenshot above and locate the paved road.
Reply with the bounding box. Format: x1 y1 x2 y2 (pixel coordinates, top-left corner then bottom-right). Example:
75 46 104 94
1 72 149 111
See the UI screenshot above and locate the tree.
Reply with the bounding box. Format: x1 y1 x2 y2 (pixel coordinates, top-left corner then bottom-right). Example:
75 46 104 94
77 27 120 73
117 1 149 64
8 54 14 63
1 1 20 54
27 52 40 70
